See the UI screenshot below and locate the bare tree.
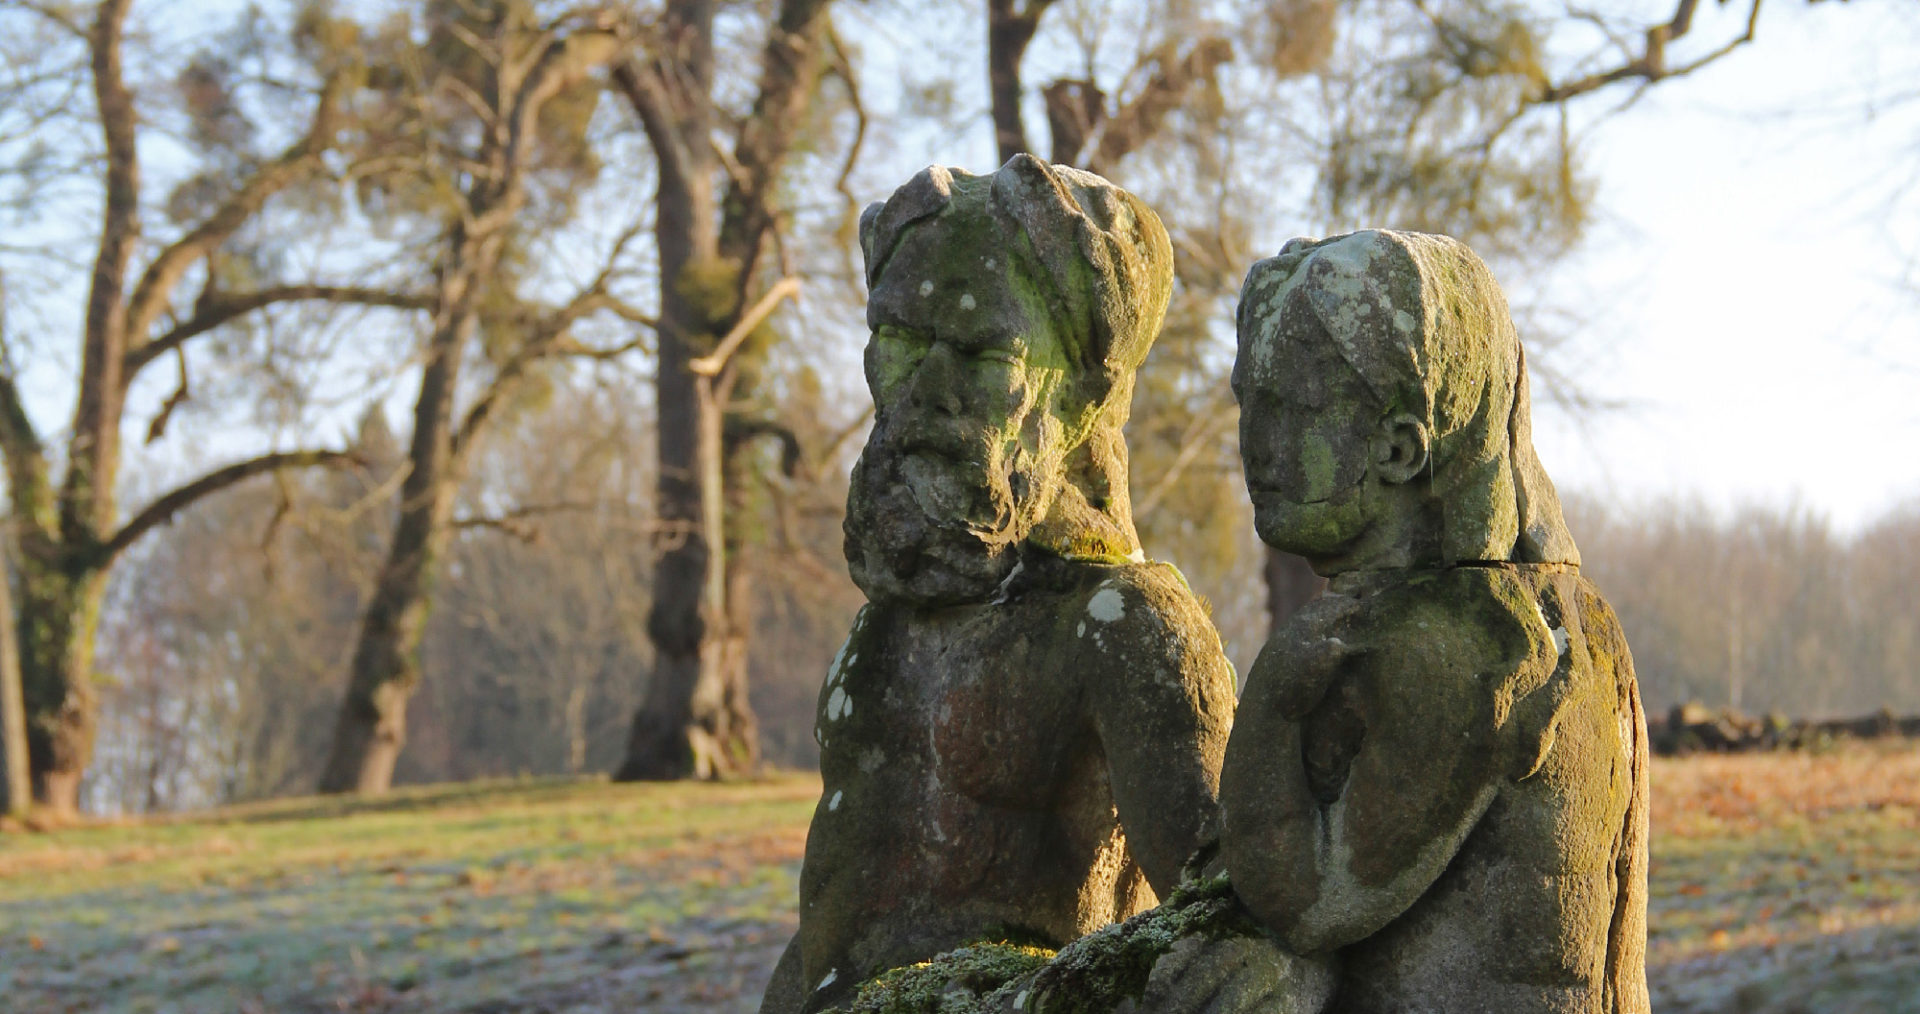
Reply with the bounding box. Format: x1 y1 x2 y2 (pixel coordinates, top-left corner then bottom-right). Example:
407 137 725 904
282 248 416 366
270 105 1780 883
969 0 1771 640
609 0 839 780
314 1 643 794
0 0 438 812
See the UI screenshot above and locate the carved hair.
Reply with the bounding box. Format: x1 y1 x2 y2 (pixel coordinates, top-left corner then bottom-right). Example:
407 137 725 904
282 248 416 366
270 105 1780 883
858 154 1173 412
1237 229 1581 566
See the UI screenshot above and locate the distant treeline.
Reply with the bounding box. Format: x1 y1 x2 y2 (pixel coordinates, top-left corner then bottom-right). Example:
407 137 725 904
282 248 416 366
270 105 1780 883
79 410 1919 814
1565 495 1920 723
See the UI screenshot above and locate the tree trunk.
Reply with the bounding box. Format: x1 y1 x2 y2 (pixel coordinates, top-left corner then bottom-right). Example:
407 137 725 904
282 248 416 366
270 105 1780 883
0 544 32 816
13 559 106 813
618 340 756 778
318 303 467 795
614 0 831 780
1263 546 1325 635
988 0 1047 162
616 0 731 781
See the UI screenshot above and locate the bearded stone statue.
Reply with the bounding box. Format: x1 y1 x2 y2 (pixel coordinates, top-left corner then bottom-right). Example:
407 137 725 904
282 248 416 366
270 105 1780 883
757 155 1238 1014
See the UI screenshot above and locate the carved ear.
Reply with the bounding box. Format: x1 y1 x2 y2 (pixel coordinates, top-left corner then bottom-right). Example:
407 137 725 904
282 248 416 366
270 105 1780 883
1371 412 1430 486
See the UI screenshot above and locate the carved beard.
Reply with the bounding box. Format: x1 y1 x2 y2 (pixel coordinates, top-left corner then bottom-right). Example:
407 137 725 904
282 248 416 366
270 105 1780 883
844 434 1051 608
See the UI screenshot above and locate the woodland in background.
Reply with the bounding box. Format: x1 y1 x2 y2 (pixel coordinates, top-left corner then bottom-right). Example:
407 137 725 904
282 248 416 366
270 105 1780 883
1 0 1904 814
87 463 1920 813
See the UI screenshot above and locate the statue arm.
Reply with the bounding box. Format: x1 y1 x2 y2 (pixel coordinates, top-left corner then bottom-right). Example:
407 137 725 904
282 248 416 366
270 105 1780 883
1224 618 1522 954
1088 574 1239 895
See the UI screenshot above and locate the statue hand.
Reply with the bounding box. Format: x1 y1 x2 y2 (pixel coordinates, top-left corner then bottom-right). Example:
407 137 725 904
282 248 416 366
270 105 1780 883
1256 593 1362 722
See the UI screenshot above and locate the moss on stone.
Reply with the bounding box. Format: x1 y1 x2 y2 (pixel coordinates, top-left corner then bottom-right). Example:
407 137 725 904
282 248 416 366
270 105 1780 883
842 942 1054 1014
828 876 1267 1014
1017 874 1262 1013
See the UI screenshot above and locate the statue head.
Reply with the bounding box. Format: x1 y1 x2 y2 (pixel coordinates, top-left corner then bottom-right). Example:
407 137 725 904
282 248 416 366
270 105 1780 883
1232 229 1579 573
845 155 1175 606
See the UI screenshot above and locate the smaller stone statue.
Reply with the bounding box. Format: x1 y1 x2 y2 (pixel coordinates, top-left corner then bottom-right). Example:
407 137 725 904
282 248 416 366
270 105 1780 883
1221 230 1651 1014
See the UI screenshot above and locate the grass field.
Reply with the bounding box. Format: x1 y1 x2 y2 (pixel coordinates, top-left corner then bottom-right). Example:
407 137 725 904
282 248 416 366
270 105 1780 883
3 745 1917 1013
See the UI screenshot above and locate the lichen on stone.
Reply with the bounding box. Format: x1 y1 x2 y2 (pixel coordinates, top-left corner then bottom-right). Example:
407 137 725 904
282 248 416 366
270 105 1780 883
826 876 1264 1014
840 942 1054 1014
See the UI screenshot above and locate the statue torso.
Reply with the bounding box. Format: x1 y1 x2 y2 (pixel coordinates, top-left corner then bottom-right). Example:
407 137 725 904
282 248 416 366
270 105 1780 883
1322 568 1650 1014
796 557 1233 1009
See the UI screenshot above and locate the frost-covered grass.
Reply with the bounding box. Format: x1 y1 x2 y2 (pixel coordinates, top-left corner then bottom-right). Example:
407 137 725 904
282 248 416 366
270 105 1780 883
1646 743 1920 1013
2 746 1917 1013
0 775 816 1013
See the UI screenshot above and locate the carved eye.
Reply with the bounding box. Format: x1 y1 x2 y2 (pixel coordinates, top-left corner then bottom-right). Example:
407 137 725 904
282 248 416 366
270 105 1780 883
870 325 929 392
971 347 1018 366
875 323 927 350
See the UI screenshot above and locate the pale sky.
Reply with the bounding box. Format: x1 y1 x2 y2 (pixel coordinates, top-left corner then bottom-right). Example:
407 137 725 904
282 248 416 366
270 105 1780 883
13 0 1919 536
1524 0 1920 533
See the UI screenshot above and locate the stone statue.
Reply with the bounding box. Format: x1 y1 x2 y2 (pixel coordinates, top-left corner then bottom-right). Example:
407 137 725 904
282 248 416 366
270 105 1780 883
1221 230 1651 1013
758 155 1239 1014
815 229 1651 1014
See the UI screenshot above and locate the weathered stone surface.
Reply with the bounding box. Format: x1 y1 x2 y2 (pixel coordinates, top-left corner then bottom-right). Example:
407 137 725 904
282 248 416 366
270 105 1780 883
761 156 1237 1014
1220 230 1651 1013
831 875 1333 1014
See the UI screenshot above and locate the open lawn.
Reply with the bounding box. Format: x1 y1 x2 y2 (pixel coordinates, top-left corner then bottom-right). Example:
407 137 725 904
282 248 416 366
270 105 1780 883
2 745 1917 1013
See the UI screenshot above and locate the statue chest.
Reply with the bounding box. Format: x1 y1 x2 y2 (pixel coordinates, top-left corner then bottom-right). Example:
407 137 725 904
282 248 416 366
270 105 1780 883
832 603 1085 810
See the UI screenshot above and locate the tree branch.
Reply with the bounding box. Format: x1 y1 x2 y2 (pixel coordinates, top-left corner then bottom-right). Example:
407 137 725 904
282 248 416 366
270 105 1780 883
64 0 139 542
126 285 437 376
121 71 351 351
453 287 655 458
1088 37 1233 173
449 209 654 461
84 0 138 348
689 277 799 377
96 449 359 565
143 346 190 444
825 25 868 226
613 57 696 196
716 0 835 273
988 0 1061 163
451 500 601 542
17 0 90 39
724 417 805 479
469 23 625 239
1043 79 1106 166
0 368 55 538
1534 0 1763 104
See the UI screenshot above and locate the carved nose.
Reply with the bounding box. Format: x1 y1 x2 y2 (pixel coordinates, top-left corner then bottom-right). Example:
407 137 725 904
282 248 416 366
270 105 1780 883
1240 416 1276 476
908 343 964 415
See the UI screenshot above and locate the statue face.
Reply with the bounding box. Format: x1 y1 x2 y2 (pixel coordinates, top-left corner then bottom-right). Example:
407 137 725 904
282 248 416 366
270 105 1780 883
845 211 1076 606
1232 290 1379 560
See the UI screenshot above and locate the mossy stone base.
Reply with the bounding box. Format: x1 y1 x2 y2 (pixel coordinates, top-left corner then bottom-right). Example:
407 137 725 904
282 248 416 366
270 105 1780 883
833 876 1334 1014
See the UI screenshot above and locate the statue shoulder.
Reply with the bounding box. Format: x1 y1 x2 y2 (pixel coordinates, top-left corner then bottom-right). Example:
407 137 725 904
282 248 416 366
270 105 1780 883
1066 561 1226 665
1343 567 1558 701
